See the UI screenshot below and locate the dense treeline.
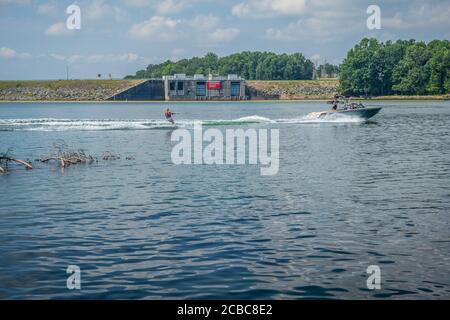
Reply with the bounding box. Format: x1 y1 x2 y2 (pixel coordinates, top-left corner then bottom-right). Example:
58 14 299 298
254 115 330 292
126 52 318 80
339 38 450 96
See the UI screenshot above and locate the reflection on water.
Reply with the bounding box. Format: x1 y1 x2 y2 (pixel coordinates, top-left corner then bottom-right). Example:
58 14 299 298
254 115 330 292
0 101 449 299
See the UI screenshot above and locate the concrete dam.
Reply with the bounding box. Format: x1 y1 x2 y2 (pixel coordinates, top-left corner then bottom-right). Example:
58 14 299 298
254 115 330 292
108 74 247 101
107 75 339 101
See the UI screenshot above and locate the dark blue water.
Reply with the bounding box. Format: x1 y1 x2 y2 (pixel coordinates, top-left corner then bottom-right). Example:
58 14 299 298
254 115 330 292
0 101 449 299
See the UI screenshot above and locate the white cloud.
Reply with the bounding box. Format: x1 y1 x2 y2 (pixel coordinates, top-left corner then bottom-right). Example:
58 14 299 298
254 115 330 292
121 0 151 7
42 0 127 36
122 0 199 13
232 0 307 18
67 55 84 64
37 3 58 16
49 53 66 61
85 0 128 23
231 3 249 17
261 0 363 44
128 12 241 46
45 22 74 36
0 0 32 5
383 2 450 30
156 0 188 14
170 48 186 62
207 28 240 43
0 46 31 59
0 46 16 58
265 27 294 41
128 13 238 46
85 0 109 21
186 13 239 46
20 53 32 59
270 0 306 15
189 14 220 30
49 53 150 65
265 16 360 44
171 48 185 56
129 16 180 41
257 0 450 45
86 53 140 63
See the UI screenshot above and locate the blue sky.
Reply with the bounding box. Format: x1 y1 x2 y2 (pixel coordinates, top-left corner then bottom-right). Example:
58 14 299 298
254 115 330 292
0 0 449 80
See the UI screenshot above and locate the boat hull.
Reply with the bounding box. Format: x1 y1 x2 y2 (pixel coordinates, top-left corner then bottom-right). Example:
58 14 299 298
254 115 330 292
317 107 382 120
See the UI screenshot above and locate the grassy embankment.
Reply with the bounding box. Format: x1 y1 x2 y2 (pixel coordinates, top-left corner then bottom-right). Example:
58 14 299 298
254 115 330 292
246 79 339 100
0 80 143 101
0 79 139 89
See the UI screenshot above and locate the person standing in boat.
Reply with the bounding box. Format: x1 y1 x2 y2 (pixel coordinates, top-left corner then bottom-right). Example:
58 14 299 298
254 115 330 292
332 101 338 110
164 108 176 125
331 94 343 111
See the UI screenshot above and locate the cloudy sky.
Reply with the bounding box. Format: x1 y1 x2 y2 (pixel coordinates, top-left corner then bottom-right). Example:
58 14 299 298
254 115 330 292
0 0 449 80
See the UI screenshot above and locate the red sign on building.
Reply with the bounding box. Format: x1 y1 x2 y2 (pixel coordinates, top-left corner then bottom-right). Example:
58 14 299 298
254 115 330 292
206 81 221 90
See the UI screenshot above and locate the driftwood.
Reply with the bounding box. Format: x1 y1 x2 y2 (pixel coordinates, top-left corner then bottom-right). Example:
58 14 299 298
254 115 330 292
38 140 96 168
40 150 122 167
1 141 132 174
40 153 94 167
0 156 33 172
102 151 120 161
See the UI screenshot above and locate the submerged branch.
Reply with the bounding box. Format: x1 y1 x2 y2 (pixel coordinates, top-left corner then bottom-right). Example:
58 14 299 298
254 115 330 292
102 151 120 161
40 154 94 167
1 141 133 174
0 156 33 171
39 141 96 168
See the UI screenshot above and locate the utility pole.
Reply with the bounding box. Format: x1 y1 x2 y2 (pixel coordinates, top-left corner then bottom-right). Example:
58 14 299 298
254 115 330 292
66 65 69 80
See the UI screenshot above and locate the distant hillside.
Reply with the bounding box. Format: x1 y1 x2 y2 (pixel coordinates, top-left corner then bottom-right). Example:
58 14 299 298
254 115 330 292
0 80 143 101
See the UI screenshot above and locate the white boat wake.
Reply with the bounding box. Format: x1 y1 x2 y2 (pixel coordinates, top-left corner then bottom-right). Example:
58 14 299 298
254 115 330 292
0 114 364 131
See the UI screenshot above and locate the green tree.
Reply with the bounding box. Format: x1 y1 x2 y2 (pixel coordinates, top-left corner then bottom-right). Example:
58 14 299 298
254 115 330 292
339 38 386 96
339 38 449 96
425 41 450 94
392 42 431 95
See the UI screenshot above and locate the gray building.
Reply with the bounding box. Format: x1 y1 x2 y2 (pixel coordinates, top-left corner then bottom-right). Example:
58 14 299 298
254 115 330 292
163 74 246 101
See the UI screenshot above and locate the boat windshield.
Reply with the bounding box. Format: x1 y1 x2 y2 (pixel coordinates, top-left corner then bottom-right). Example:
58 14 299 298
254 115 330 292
328 96 365 110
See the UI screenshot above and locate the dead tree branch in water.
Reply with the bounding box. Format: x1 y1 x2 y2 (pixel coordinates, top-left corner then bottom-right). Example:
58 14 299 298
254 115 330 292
0 157 33 169
40 140 95 168
1 141 132 174
102 151 120 161
0 148 33 173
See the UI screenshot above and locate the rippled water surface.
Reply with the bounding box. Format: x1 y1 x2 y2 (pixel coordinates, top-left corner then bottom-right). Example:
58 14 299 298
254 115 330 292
0 101 449 299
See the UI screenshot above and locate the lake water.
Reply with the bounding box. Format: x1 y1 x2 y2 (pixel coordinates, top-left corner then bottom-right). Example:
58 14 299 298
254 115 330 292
0 101 449 299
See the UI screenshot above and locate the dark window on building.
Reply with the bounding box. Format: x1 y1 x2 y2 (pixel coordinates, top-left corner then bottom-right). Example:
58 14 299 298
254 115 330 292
169 81 176 91
196 82 206 96
177 82 184 91
231 82 241 96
